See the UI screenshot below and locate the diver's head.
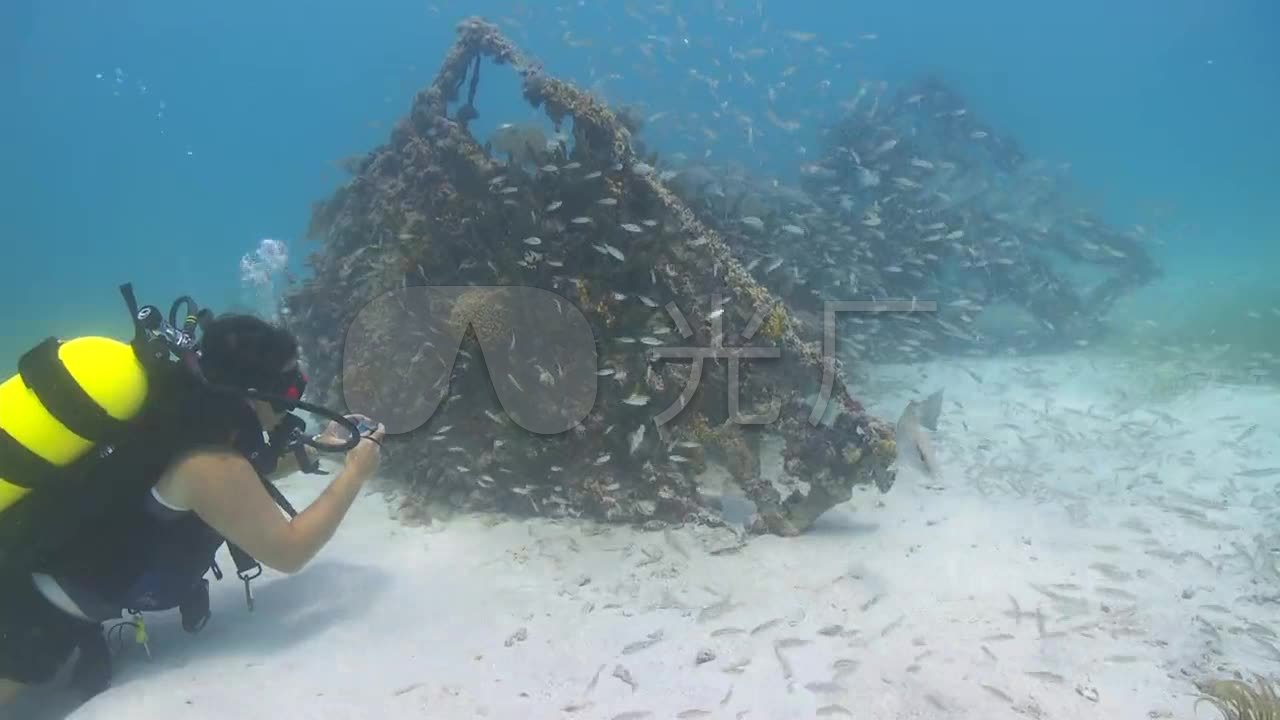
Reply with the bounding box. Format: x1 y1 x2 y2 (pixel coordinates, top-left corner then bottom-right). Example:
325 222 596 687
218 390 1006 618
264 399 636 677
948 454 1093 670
198 313 305 429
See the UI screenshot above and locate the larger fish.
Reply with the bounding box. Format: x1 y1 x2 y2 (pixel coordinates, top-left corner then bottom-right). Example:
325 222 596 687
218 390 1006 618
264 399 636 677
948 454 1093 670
895 389 943 476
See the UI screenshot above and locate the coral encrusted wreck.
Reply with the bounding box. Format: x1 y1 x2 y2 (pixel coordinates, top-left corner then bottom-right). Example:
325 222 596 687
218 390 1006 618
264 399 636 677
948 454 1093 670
283 18 897 536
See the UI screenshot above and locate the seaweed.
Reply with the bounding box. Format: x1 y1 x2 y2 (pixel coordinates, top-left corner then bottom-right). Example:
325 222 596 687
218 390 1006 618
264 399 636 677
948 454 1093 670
1197 675 1280 720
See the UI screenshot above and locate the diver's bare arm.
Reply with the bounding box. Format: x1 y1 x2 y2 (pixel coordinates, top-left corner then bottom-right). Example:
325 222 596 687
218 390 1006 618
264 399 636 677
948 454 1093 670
163 450 364 574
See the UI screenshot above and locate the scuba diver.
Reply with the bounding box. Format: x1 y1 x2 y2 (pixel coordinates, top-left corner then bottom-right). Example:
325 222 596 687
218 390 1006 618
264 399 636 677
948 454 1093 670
0 285 386 706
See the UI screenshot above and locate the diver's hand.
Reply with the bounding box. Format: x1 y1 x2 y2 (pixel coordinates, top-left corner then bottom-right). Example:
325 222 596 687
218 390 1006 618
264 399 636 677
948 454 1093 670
343 421 385 480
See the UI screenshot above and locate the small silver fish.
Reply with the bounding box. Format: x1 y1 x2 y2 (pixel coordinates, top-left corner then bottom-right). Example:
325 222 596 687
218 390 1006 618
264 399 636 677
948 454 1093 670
1237 467 1280 478
697 596 735 623
871 138 898 156
522 236 542 246
628 425 646 455
751 618 782 635
611 665 638 691
621 629 663 655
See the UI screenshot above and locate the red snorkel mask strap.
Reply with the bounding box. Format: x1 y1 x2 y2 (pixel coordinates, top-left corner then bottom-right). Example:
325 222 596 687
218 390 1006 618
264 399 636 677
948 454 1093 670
270 369 308 412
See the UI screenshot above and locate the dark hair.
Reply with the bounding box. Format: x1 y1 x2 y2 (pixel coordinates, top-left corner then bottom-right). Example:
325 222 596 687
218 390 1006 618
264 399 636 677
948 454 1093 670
198 314 299 391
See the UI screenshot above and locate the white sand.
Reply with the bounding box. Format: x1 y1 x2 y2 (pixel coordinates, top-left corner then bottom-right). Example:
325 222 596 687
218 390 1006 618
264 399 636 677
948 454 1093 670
17 352 1280 720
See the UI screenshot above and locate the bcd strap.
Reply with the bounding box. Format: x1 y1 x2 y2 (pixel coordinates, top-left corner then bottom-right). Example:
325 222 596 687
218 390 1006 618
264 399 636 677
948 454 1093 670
18 338 129 443
225 476 299 612
264 477 300 517
227 542 263 611
0 425 54 488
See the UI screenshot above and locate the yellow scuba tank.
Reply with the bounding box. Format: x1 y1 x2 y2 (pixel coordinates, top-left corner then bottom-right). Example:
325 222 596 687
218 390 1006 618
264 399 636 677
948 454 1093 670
0 336 149 514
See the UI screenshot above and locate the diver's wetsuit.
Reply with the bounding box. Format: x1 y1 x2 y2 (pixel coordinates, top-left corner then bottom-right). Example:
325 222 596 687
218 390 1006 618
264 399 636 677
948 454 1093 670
0 484 222 685
36 484 224 620
0 405 271 688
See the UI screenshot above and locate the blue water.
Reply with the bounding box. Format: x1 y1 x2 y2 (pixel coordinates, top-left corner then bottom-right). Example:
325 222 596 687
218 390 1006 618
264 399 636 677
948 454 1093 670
2 0 1277 364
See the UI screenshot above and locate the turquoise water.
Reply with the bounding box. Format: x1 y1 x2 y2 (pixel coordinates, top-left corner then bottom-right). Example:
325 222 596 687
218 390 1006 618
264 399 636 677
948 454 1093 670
2 0 1276 364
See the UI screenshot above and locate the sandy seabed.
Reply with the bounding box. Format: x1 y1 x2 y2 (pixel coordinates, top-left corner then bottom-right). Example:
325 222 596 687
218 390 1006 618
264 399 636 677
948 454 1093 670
16 353 1280 720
